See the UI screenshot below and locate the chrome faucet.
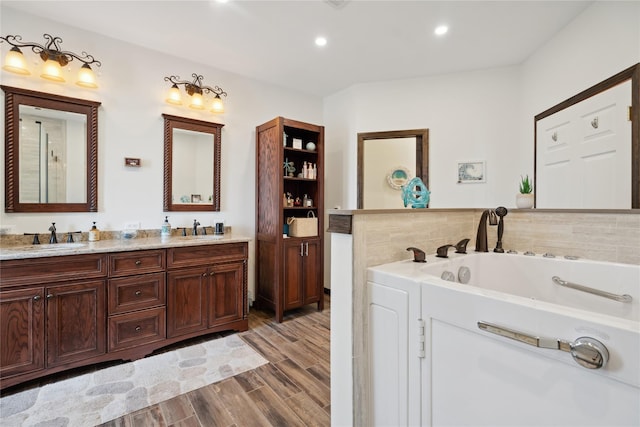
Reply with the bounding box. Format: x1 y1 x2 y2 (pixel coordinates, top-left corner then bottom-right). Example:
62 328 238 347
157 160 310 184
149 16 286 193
48 222 58 244
475 209 497 252
192 219 200 236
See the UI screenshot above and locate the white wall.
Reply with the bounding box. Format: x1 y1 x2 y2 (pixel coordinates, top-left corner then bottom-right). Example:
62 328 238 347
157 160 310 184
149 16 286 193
0 7 323 302
325 64 523 210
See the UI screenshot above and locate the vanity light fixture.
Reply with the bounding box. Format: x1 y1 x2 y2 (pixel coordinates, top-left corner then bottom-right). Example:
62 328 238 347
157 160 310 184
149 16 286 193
164 73 227 114
0 33 101 88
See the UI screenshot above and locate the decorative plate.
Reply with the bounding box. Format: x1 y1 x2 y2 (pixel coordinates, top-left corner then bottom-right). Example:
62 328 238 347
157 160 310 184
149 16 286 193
387 166 410 190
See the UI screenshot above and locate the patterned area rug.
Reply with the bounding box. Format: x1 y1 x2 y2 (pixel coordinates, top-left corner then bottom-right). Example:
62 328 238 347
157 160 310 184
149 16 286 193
0 334 268 426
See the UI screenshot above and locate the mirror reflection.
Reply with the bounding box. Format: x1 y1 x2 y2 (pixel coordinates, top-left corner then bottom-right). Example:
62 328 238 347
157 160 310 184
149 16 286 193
357 129 429 209
19 105 87 204
2 85 100 213
162 114 223 212
172 128 213 205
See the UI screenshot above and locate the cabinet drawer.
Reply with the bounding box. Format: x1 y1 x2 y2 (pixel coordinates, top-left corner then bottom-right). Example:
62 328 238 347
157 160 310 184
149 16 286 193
108 307 166 352
108 272 166 315
167 243 248 269
0 254 108 288
109 250 166 277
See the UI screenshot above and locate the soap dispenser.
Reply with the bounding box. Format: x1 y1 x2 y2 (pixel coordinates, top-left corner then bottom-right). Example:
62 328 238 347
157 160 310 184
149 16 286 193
89 221 100 242
161 216 171 238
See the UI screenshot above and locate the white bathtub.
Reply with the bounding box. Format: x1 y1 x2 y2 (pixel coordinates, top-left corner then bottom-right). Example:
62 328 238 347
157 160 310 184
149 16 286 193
367 252 640 426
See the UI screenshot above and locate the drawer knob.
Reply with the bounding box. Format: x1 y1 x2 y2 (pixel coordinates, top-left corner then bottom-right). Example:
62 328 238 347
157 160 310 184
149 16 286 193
135 326 142 332
135 260 142 266
135 290 142 296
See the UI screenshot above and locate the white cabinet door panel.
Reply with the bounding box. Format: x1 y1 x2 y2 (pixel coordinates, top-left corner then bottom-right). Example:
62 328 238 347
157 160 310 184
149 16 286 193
537 80 631 208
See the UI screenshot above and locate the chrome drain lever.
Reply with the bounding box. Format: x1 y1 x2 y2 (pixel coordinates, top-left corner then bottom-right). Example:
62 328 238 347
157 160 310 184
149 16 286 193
477 321 609 370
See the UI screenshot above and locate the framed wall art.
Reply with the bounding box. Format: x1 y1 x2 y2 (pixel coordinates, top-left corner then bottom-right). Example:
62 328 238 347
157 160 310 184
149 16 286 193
457 161 486 183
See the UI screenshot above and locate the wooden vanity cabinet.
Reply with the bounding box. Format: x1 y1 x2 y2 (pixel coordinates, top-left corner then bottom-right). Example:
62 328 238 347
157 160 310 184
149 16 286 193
0 287 44 378
0 254 107 387
0 241 248 390
166 243 248 339
107 250 166 353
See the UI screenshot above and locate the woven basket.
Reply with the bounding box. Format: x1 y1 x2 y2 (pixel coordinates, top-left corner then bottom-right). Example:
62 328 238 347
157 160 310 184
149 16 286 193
287 211 317 237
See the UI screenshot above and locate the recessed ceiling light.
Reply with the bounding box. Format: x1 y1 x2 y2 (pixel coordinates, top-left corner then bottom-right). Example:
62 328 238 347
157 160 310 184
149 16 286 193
315 36 327 47
434 25 448 36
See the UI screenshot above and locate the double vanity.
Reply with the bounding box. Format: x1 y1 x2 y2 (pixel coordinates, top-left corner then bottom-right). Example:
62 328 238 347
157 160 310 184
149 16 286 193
0 235 250 390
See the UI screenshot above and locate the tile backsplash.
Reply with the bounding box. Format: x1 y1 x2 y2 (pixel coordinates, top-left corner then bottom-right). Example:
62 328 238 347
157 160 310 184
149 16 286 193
353 209 639 267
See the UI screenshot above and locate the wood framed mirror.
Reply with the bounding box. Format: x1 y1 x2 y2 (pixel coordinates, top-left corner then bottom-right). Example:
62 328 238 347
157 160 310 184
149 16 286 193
357 129 429 209
163 114 223 212
2 86 100 212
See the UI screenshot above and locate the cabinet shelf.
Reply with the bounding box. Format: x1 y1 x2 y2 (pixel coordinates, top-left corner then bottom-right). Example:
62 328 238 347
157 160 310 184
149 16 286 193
284 206 317 210
284 147 318 154
283 176 316 181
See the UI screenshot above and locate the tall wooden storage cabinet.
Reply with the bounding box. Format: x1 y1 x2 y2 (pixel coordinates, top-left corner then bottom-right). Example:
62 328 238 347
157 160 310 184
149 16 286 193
255 117 324 322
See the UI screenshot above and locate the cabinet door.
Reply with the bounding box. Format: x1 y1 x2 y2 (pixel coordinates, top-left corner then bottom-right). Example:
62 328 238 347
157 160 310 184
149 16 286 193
0 287 45 378
167 267 208 338
283 240 305 310
302 239 321 306
46 280 106 367
208 261 245 327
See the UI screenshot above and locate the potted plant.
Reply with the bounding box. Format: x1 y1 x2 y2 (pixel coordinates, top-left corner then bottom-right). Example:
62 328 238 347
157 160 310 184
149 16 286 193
516 174 534 208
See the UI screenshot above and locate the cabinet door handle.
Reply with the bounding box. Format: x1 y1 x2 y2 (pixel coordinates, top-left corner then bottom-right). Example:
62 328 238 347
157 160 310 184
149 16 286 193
202 272 208 277
209 271 215 276
305 242 309 256
135 326 142 332
46 293 54 299
300 243 304 257
135 260 142 266
33 295 41 301
135 290 142 296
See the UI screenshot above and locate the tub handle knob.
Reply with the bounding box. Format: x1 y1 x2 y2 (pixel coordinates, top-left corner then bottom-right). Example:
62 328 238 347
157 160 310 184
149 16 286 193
569 337 609 370
477 321 609 370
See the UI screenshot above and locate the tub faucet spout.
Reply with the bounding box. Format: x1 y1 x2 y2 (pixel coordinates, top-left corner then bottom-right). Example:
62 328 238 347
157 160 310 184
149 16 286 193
475 209 497 252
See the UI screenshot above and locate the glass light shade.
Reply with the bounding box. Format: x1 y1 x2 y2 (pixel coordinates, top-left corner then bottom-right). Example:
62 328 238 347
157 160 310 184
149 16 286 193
189 92 205 110
210 95 225 113
2 47 30 75
76 64 98 88
40 59 65 82
165 84 182 105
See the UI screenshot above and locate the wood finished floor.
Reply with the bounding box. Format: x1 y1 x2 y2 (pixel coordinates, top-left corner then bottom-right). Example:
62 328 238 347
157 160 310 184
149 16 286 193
99 295 331 427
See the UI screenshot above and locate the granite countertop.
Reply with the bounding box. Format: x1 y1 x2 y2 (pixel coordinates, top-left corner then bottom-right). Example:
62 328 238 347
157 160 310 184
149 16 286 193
0 234 252 261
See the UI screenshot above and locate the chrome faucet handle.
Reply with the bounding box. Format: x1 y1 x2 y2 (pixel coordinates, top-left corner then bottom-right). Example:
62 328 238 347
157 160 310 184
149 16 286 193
455 238 470 254
66 231 82 243
406 247 426 263
488 210 498 226
436 244 455 258
24 233 41 245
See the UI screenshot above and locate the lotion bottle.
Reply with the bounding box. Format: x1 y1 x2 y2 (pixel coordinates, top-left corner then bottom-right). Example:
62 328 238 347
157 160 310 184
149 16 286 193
89 221 100 242
161 216 171 238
